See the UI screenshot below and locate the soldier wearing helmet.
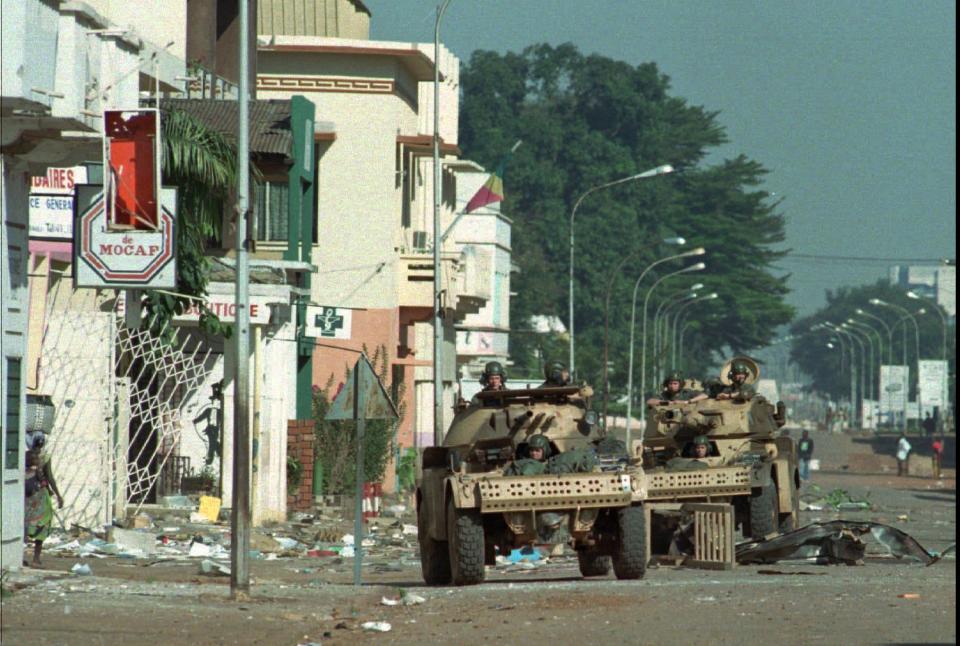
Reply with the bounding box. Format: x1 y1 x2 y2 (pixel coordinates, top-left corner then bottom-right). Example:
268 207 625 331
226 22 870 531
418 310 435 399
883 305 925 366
526 434 552 461
480 361 507 391
539 361 571 388
646 370 707 407
714 361 756 401
690 435 711 459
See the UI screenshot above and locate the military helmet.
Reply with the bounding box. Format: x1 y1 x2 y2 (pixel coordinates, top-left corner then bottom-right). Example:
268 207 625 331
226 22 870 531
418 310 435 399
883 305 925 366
663 370 684 385
480 361 507 386
527 434 551 458
543 361 568 385
728 361 751 380
692 435 710 446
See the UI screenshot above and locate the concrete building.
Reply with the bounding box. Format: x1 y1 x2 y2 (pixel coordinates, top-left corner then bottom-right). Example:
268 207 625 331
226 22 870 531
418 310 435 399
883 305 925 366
254 0 497 492
889 263 956 318
2 0 186 571
451 165 514 401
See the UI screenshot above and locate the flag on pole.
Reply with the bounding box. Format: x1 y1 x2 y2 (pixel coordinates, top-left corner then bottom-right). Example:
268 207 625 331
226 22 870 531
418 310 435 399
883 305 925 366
464 140 521 214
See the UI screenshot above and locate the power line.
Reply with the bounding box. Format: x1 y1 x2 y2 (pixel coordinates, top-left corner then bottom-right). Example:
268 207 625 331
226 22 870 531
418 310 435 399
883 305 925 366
782 253 952 263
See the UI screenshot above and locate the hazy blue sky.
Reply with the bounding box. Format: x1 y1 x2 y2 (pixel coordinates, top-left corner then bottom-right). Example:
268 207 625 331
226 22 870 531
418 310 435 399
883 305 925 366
368 1 956 315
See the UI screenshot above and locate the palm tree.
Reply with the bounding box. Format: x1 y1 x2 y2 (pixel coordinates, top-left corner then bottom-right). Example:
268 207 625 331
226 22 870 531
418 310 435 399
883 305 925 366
142 109 238 338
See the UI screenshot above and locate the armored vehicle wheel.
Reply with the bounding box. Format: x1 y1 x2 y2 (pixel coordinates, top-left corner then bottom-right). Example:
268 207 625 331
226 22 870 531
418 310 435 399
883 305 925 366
612 505 647 580
749 482 780 539
577 548 612 577
779 472 800 533
418 503 451 585
447 497 485 585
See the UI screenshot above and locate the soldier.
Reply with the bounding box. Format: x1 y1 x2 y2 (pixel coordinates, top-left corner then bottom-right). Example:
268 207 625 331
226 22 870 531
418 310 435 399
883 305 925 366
690 435 711 459
479 361 507 392
713 361 756 400
539 361 571 388
646 370 708 407
527 433 551 461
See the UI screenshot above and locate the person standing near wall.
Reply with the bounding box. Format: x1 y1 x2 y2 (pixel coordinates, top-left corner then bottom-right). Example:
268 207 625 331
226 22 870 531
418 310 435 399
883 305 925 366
24 439 63 567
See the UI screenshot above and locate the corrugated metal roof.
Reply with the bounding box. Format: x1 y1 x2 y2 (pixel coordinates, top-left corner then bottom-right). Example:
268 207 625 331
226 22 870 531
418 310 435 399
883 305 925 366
160 99 293 157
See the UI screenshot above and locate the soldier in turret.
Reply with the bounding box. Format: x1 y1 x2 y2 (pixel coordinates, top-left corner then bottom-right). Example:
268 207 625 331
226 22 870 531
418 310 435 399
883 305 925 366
712 361 756 401
646 370 708 407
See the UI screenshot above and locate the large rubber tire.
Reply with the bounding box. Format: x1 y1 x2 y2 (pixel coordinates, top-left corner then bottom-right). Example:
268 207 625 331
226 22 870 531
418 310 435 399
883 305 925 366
778 470 801 533
447 497 486 585
749 482 780 540
612 506 647 580
577 548 612 577
418 503 451 585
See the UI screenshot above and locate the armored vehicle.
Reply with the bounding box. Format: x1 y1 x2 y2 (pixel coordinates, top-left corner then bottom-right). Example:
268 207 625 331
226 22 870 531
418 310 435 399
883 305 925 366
642 357 798 540
416 385 647 585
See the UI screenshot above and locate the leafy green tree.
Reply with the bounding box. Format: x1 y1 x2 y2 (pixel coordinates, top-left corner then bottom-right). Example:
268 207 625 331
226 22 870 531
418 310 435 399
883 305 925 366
459 44 793 398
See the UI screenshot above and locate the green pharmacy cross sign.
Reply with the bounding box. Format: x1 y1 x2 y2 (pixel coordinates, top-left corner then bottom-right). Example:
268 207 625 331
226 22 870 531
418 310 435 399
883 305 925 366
313 307 344 337
325 353 399 587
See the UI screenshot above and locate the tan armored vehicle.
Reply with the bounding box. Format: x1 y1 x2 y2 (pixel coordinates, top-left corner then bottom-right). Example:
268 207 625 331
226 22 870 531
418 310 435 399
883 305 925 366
416 385 647 585
642 357 798 540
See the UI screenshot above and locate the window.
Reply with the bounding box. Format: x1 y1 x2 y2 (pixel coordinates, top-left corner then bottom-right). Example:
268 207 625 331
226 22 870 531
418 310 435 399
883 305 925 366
5 357 22 469
254 180 289 242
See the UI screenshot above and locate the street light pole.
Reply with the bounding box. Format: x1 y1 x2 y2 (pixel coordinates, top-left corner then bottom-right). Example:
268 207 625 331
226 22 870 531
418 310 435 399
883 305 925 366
846 319 879 399
652 285 701 383
670 293 719 368
432 0 452 447
569 164 674 377
840 324 868 428
632 261 706 443
619 247 703 434
857 308 893 363
908 291 948 361
870 299 920 431
601 237 685 422
231 0 252 598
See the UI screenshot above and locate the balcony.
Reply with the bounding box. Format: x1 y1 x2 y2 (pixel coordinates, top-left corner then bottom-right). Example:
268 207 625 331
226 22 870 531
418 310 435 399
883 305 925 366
398 248 489 320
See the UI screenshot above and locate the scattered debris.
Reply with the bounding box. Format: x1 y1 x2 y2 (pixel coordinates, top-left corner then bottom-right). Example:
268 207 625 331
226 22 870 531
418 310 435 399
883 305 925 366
198 559 231 576
198 496 222 522
70 563 92 576
736 521 954 566
361 621 392 632
897 593 921 600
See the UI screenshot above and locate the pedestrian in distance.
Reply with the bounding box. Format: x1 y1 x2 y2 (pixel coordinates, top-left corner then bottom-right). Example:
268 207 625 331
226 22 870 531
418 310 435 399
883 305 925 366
922 412 936 437
931 434 944 480
24 441 64 567
896 432 912 477
798 430 814 482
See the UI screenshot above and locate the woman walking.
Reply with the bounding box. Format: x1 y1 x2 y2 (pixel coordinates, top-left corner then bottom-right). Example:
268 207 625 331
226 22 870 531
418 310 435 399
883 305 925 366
24 440 63 567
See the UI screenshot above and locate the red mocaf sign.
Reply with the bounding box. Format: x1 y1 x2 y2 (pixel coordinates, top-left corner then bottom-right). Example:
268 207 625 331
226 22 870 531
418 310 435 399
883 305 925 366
75 188 177 288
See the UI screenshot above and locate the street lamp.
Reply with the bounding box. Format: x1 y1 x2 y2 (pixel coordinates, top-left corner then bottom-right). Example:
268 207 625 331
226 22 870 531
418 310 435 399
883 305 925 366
846 318 881 399
601 236 686 420
432 0 453 446
652 284 702 383
907 290 948 361
614 246 704 425
627 259 705 448
569 164 675 376
856 308 893 363
826 322 862 428
677 316 718 370
670 292 719 368
841 323 870 428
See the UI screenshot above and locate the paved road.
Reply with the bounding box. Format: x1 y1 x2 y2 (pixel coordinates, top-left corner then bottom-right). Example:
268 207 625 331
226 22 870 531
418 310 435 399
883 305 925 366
2 431 955 645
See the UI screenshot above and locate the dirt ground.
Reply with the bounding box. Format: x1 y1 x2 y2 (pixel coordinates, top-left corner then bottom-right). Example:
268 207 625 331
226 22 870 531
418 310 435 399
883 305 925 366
2 430 956 646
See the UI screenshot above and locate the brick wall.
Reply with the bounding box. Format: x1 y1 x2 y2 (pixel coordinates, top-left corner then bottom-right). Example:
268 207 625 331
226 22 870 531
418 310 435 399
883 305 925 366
287 419 315 512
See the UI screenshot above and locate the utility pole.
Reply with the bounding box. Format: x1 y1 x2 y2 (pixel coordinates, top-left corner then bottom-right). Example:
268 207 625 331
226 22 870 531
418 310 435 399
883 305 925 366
230 0 251 598
432 0 452 447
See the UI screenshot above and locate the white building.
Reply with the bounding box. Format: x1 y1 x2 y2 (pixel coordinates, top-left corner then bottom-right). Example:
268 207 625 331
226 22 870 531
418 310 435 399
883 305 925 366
254 2 498 491
2 0 187 571
889 263 956 318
